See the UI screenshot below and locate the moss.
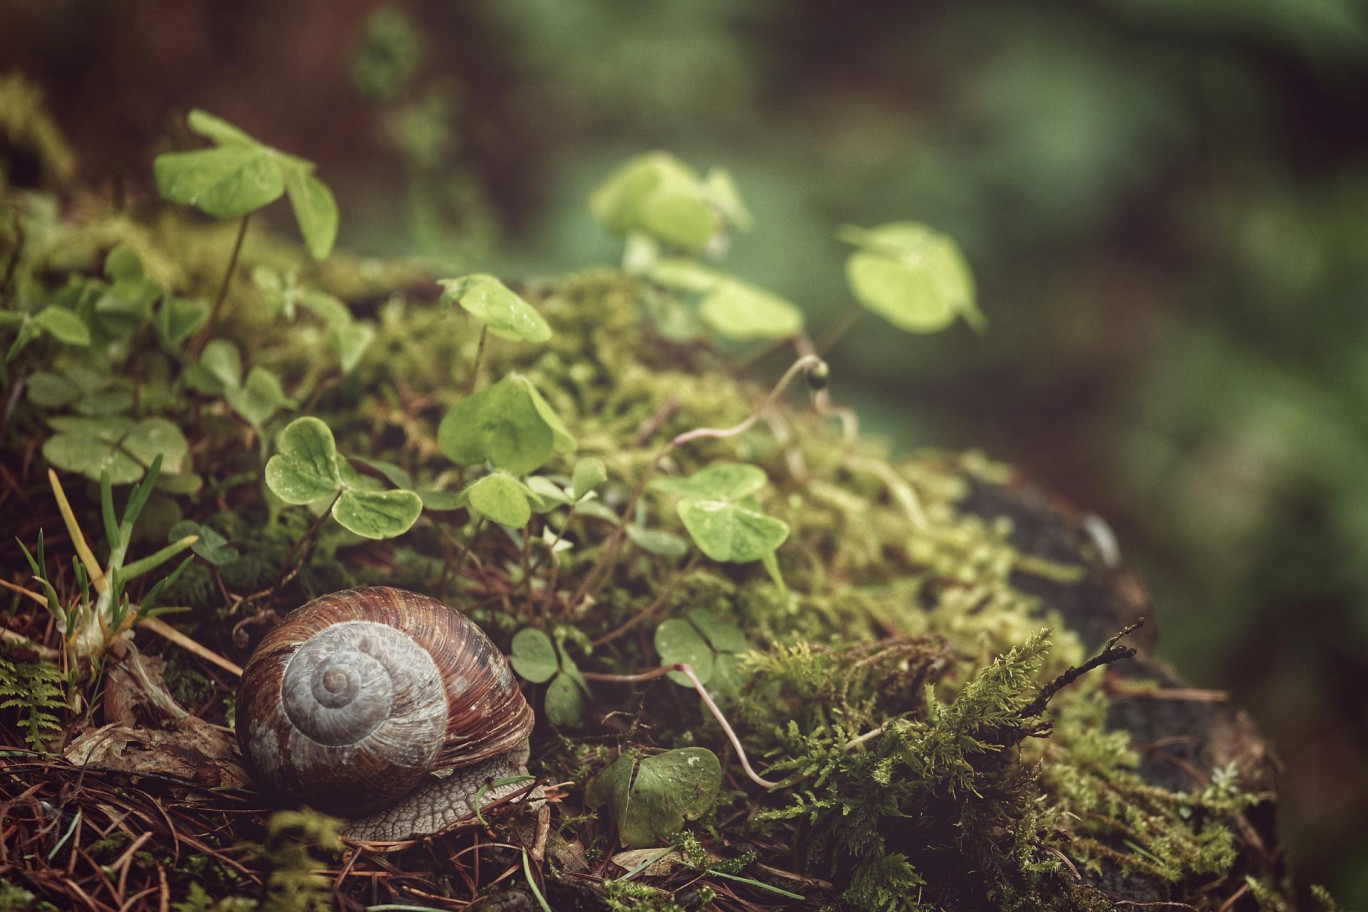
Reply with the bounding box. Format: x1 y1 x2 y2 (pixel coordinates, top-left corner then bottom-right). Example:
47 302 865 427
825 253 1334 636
0 125 1289 911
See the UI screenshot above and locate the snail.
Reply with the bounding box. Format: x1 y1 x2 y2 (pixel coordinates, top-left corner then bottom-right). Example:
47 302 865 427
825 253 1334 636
236 587 536 841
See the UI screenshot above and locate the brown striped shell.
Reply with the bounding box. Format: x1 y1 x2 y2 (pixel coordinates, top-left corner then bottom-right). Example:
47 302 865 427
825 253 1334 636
236 587 533 817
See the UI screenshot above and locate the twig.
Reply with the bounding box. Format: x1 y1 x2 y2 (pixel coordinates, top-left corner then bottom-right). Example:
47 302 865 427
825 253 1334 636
137 616 242 677
1019 619 1144 719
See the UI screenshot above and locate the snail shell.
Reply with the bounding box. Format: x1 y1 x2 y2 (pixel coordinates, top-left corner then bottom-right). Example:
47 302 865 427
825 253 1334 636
236 587 534 837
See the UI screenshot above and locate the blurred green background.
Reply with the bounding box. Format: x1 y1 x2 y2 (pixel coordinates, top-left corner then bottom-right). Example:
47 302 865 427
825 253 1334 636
3 0 1366 902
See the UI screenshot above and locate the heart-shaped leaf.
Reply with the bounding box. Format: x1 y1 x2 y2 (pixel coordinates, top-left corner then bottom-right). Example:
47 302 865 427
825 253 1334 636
224 366 291 428
264 416 341 504
650 462 768 501
438 274 552 344
625 524 689 558
655 618 713 685
586 748 722 847
32 306 90 346
652 463 788 563
438 374 574 475
571 456 607 501
466 474 532 528
155 296 210 349
544 672 585 727
840 222 982 334
283 169 339 260
590 152 734 254
330 321 374 374
266 417 421 539
698 279 804 341
332 488 422 539
154 145 286 219
509 629 558 683
155 110 338 260
676 496 789 564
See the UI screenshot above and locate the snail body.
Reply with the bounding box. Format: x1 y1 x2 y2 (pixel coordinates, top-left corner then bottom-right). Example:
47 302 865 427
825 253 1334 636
236 587 535 841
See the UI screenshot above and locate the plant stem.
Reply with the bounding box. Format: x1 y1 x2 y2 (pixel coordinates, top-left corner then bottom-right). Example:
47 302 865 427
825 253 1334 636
581 662 779 790
273 491 341 590
194 213 251 357
567 354 824 612
466 325 488 396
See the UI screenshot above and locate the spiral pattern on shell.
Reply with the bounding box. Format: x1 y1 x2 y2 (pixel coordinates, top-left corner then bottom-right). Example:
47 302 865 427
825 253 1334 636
236 587 534 817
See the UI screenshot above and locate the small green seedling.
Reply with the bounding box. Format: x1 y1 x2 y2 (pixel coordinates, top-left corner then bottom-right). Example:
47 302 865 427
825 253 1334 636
265 416 422 540
650 462 790 564
586 747 722 847
169 520 240 567
649 259 804 342
508 628 590 727
439 274 552 344
590 152 751 259
654 608 749 703
154 110 339 260
839 222 983 334
254 267 374 374
183 338 294 428
0 304 88 361
438 373 575 476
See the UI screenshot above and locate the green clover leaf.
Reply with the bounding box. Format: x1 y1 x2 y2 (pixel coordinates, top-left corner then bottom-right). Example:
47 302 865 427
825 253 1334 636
697 279 804 341
508 629 558 683
590 152 746 254
571 456 607 502
169 520 240 567
154 109 338 260
438 274 552 344
42 416 189 484
466 474 533 528
839 222 983 334
508 628 589 727
651 463 788 564
438 374 575 476
265 417 422 540
586 748 722 847
650 462 768 500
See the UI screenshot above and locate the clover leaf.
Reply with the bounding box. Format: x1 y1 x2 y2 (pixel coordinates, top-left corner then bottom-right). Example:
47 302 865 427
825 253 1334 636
438 374 575 476
651 462 789 564
571 456 607 502
655 609 749 701
508 629 558 683
466 474 533 528
508 628 589 727
182 339 292 427
839 222 983 334
590 152 749 254
698 279 804 341
252 268 374 373
438 274 552 344
42 416 189 484
154 110 338 259
154 296 210 350
586 748 722 847
651 462 767 501
264 417 422 540
169 520 240 567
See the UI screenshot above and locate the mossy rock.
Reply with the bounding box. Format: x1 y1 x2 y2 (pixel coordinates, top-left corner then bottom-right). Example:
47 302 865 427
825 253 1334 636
0 172 1299 910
